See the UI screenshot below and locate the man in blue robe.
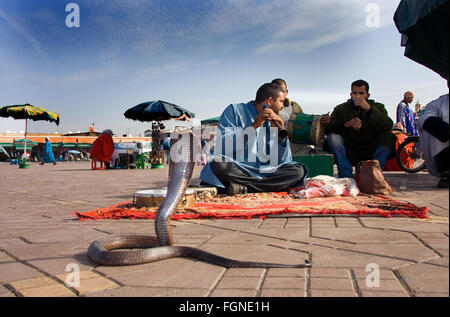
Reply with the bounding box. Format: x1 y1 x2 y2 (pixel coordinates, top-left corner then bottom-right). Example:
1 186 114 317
396 91 419 136
200 83 307 195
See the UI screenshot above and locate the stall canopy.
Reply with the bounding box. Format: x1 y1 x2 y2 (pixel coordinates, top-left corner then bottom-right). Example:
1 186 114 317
394 0 449 79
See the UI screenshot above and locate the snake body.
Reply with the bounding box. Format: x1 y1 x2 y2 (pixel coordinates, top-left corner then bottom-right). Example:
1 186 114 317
87 127 311 268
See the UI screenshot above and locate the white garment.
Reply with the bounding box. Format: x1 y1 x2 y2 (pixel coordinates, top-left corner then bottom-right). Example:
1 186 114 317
417 94 449 177
289 175 360 199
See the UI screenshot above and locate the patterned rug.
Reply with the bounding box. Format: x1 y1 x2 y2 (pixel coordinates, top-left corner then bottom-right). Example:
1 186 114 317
73 192 428 220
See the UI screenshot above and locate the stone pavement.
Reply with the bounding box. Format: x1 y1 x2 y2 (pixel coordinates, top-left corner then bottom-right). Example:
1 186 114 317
0 161 448 298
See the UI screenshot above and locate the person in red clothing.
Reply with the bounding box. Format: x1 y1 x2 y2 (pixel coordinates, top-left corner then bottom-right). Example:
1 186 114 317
90 129 115 169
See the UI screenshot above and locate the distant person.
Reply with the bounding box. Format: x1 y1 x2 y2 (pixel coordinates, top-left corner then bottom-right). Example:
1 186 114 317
417 93 449 188
39 137 56 165
324 79 396 178
200 83 307 195
90 129 115 169
163 136 170 164
415 102 424 119
271 78 304 127
396 91 418 136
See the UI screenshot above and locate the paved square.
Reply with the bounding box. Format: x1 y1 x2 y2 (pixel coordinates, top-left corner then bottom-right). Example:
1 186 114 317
0 162 448 297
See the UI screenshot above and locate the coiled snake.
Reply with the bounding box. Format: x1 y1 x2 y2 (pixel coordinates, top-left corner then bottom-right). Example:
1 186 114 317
87 127 311 268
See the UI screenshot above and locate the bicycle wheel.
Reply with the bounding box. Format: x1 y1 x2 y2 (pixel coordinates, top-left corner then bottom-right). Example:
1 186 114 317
395 136 426 173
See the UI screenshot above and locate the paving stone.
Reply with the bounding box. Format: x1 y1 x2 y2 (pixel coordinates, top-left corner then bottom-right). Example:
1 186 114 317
311 248 411 268
72 276 120 295
423 256 449 267
85 287 209 297
310 268 349 278
343 243 437 263
361 290 408 297
216 276 261 289
18 283 76 297
260 288 305 297
210 289 257 297
0 284 15 297
263 276 305 289
0 262 42 283
311 227 414 244
310 277 353 290
1 242 82 261
110 258 225 289
9 276 56 290
309 290 356 297
284 218 310 228
397 263 449 294
266 268 306 277
414 291 449 297
225 268 265 277
355 278 405 292
0 251 15 263
28 257 95 275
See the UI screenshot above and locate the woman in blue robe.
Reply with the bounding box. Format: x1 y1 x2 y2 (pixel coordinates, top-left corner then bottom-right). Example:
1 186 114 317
40 137 56 165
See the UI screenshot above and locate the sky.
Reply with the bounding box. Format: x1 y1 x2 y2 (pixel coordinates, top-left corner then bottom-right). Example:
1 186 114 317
0 0 448 136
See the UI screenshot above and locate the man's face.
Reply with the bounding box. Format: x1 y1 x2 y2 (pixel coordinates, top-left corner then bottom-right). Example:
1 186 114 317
350 85 369 103
279 83 288 99
406 94 414 103
268 92 285 114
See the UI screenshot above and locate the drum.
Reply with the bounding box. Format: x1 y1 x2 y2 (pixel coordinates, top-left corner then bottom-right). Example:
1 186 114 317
134 189 195 209
287 113 326 146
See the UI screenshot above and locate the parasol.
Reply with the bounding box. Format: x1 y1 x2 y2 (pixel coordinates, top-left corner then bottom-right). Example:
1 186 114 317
394 0 449 79
13 139 38 149
0 104 60 166
201 116 220 126
124 100 195 122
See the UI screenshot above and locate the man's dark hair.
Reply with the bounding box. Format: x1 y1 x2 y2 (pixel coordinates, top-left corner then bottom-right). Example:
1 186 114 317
351 79 369 93
271 78 287 89
255 83 283 103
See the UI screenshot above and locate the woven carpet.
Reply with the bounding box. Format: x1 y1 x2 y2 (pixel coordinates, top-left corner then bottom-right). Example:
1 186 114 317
74 192 428 220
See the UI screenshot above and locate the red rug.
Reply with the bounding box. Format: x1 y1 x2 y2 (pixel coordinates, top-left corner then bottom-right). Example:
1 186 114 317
73 192 428 220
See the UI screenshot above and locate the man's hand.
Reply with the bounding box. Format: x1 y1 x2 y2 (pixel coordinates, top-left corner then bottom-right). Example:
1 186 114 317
352 97 371 111
252 108 270 129
344 118 362 130
268 111 284 129
252 107 285 129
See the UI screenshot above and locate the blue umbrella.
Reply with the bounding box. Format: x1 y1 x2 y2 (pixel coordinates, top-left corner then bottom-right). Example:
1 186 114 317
124 100 195 122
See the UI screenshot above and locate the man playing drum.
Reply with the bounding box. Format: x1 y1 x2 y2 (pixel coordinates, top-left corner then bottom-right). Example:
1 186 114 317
324 79 396 178
200 83 307 195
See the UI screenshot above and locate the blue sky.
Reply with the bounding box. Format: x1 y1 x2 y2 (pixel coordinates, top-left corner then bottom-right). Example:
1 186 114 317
0 0 447 135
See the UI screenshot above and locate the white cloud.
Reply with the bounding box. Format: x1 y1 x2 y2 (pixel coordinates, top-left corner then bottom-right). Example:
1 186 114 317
254 0 401 55
0 7 48 59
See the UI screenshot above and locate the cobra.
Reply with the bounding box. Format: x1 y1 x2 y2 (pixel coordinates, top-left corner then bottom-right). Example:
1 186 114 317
87 127 311 268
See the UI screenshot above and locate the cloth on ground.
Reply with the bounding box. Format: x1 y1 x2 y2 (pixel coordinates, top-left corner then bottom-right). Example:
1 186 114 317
289 175 359 199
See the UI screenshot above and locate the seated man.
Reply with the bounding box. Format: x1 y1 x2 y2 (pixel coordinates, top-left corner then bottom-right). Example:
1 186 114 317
200 83 307 195
90 129 115 169
396 91 418 136
271 78 304 127
324 79 396 178
417 93 449 188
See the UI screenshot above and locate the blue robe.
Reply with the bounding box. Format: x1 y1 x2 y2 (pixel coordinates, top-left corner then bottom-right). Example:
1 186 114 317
396 102 418 136
42 140 56 163
200 101 298 188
